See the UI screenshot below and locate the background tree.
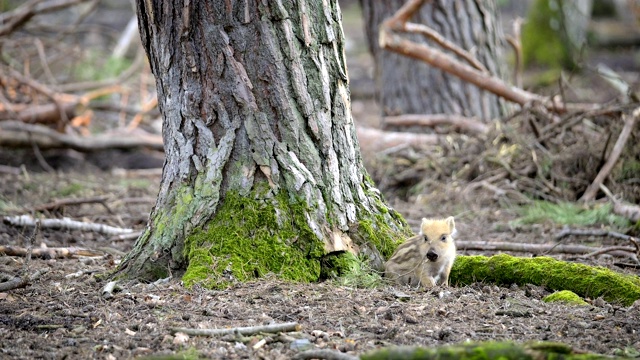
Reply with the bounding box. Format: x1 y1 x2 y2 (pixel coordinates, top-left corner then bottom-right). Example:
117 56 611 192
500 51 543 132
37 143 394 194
360 0 508 121
116 1 410 284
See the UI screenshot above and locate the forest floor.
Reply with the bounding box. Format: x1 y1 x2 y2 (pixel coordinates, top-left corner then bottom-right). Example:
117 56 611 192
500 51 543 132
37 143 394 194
1 1 640 359
0 157 639 360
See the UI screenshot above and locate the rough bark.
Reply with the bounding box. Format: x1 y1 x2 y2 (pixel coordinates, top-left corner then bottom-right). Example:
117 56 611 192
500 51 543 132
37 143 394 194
361 0 507 120
116 1 410 282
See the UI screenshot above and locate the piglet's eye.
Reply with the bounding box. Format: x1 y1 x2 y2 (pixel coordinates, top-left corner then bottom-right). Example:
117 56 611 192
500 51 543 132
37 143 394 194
423 236 428 242
440 235 447 242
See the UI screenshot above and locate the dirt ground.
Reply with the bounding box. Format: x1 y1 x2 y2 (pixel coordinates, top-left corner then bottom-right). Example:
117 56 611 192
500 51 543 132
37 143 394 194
2 1 640 359
1 161 640 359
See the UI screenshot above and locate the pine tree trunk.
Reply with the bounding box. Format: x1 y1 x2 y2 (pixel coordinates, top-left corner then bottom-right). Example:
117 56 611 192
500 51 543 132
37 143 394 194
116 1 410 283
361 0 507 120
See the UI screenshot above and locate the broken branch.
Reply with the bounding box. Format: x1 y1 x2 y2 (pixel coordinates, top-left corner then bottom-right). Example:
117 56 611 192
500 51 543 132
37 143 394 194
383 114 489 135
0 245 102 259
4 214 134 236
580 107 639 202
457 240 638 260
170 322 300 337
0 121 164 152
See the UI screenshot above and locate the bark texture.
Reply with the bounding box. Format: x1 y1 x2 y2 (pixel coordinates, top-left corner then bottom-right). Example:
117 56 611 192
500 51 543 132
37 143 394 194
117 1 409 282
361 0 507 120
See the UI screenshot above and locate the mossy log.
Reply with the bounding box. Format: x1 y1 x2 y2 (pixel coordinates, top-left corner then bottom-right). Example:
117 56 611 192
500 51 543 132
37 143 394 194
450 254 640 306
360 341 618 360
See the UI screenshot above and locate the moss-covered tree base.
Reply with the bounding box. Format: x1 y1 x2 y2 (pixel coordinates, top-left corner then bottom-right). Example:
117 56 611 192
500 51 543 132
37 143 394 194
361 341 619 360
451 254 640 306
182 188 408 288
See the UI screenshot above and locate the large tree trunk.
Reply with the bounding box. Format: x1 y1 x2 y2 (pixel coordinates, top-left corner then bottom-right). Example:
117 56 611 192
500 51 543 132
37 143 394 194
361 0 507 120
116 1 410 284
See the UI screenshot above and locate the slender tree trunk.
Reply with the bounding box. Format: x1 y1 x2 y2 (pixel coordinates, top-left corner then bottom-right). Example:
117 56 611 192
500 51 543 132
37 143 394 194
116 1 410 284
361 0 507 120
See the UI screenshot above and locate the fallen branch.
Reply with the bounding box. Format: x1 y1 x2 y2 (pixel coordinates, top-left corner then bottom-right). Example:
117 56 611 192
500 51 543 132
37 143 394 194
356 126 439 152
378 0 600 114
579 246 639 260
457 240 638 260
0 0 87 36
293 349 358 360
554 227 638 243
580 107 639 202
170 322 300 337
599 184 640 222
31 195 111 213
0 121 164 152
0 245 102 259
0 268 49 292
4 214 134 236
383 114 489 135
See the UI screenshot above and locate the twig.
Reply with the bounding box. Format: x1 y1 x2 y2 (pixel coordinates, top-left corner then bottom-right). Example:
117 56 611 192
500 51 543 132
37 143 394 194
0 268 49 292
505 18 523 88
4 214 134 236
579 246 639 259
292 349 358 360
0 0 86 36
21 220 40 277
599 183 640 222
457 240 637 260
170 322 300 337
554 227 637 242
102 280 119 299
357 126 439 152
0 121 164 152
109 231 143 242
580 107 639 202
378 0 600 114
403 22 488 73
0 245 102 259
383 114 489 135
0 165 22 175
31 195 111 213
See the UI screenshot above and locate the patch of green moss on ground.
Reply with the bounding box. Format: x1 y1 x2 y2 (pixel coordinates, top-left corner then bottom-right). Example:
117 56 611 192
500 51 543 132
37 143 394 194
451 254 640 306
322 252 383 288
361 341 610 360
522 0 574 69
513 201 630 228
182 190 324 288
543 290 589 306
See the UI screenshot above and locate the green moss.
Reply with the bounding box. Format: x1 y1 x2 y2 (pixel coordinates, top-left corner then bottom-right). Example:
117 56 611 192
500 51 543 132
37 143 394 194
618 160 640 181
451 254 640 306
55 182 85 197
361 341 611 360
543 290 589 306
322 252 383 288
182 190 324 288
513 201 630 228
358 215 406 260
521 0 577 70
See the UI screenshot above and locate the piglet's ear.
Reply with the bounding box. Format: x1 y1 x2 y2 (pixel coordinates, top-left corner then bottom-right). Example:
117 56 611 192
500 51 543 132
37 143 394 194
419 218 428 234
445 216 455 233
